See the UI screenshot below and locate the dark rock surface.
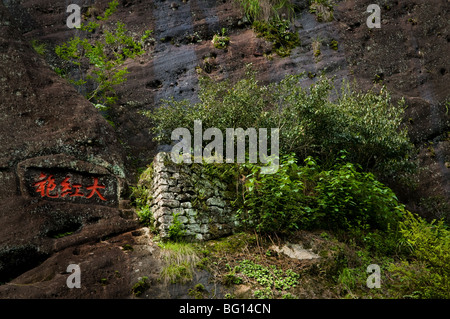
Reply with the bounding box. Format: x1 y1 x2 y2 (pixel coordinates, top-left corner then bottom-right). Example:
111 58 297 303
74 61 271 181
336 0 449 215
0 0 138 291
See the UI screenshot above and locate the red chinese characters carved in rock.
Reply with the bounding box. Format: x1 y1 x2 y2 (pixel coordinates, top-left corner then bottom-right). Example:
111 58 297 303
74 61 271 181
33 173 107 201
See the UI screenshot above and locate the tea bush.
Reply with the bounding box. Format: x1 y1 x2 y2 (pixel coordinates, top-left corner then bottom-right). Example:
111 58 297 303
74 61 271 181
146 67 414 179
55 0 152 106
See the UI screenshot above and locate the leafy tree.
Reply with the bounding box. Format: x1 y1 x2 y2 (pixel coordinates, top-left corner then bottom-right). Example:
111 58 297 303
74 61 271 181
55 0 152 107
236 153 405 234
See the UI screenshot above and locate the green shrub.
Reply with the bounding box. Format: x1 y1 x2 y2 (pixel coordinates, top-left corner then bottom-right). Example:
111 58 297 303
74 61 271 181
313 158 405 231
159 242 199 284
253 287 273 299
235 1 299 56
236 0 296 23
329 39 338 50
388 211 450 298
131 276 150 296
419 196 450 224
130 185 153 227
146 67 414 179
236 0 262 22
188 283 207 299
223 272 243 286
130 165 154 226
399 211 450 269
55 0 151 106
349 227 404 257
168 213 186 242
252 19 300 57
136 205 153 227
238 153 405 234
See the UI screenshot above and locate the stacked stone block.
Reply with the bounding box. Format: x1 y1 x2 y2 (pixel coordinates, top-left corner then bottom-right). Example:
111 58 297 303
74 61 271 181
150 152 236 241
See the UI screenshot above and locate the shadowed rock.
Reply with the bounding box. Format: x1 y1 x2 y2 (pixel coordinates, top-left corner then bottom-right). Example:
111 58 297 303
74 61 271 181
0 1 138 286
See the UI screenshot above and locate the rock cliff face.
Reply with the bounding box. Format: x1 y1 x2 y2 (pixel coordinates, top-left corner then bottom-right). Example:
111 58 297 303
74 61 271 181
0 0 448 298
0 0 138 293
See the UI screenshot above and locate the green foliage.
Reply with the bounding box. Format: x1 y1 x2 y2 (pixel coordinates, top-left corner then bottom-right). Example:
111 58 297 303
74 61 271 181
304 211 450 299
281 292 296 299
312 38 321 59
238 153 405 234
162 263 191 282
188 283 207 299
212 28 230 49
237 259 300 297
55 0 151 106
130 184 148 207
349 227 404 257
196 257 210 270
253 287 273 299
235 1 299 56
168 213 186 242
312 240 395 298
52 231 73 239
159 242 199 284
30 39 46 55
419 196 450 223
130 184 153 226
309 0 334 22
329 39 338 50
131 276 150 296
136 206 153 227
235 0 296 23
313 158 405 231
252 19 300 57
223 273 243 286
207 232 257 253
223 264 243 286
146 68 414 179
399 211 450 268
236 0 263 22
237 154 306 233
130 165 154 226
97 0 119 21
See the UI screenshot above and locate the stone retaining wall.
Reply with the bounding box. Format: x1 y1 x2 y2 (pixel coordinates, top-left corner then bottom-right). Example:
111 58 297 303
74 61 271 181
150 152 237 241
